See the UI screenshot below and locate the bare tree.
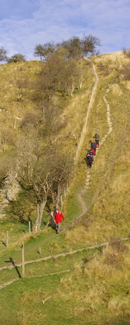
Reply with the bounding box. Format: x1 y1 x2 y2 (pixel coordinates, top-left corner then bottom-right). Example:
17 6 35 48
16 121 72 229
16 129 47 229
0 128 15 151
61 37 82 60
81 34 101 56
122 47 130 58
34 42 57 61
60 34 101 60
0 47 7 61
33 52 83 100
51 154 72 207
0 152 19 203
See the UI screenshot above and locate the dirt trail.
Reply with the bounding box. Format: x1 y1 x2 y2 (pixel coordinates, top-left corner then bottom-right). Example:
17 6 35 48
76 75 113 217
75 58 98 214
77 192 88 214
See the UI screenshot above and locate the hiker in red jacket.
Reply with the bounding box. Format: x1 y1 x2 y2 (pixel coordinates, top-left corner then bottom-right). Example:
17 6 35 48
54 208 65 234
90 141 96 155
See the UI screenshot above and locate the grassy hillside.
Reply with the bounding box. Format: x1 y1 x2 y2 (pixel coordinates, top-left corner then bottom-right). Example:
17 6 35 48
0 52 130 325
64 51 130 243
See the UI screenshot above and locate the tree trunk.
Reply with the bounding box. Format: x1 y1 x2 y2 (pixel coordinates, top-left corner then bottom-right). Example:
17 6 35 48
34 199 47 230
79 80 82 88
57 183 61 206
12 181 15 200
52 191 57 207
70 80 74 96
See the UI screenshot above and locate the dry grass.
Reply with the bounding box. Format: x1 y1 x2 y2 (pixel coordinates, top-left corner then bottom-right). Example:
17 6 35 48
0 230 5 242
110 172 130 193
63 50 130 247
109 83 123 95
57 241 130 322
56 61 96 158
121 80 130 90
108 297 130 317
95 51 129 65
65 226 90 244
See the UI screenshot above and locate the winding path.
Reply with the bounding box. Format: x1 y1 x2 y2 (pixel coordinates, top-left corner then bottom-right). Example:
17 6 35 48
0 61 118 291
84 92 113 192
77 90 113 220
74 58 99 164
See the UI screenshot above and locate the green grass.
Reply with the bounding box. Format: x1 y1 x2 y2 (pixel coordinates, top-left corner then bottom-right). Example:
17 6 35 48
1 243 130 325
0 247 101 286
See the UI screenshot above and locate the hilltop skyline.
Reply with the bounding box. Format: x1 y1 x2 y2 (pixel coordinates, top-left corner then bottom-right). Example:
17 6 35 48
0 0 130 61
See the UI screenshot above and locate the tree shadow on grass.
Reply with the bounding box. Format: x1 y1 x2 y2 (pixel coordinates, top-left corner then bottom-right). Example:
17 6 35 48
102 318 130 325
5 257 21 278
1 240 6 247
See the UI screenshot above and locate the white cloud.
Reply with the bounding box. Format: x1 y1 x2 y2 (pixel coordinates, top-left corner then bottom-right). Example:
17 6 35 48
0 0 130 60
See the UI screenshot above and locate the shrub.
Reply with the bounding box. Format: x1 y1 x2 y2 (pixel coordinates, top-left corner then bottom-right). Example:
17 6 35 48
7 53 26 63
122 48 130 58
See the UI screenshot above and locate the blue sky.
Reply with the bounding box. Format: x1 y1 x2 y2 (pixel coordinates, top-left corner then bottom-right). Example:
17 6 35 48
0 0 130 61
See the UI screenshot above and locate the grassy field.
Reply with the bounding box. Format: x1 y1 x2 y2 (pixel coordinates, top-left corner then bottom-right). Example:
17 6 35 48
1 241 130 325
0 51 130 324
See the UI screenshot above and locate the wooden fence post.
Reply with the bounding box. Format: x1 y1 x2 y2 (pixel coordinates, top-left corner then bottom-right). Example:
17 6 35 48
22 241 25 277
6 231 8 247
29 221 31 235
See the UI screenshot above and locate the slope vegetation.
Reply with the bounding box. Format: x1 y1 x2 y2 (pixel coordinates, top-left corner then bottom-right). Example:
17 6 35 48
0 52 130 325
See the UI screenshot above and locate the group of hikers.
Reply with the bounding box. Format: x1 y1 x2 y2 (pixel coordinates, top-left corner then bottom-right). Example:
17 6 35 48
50 132 99 234
85 131 100 168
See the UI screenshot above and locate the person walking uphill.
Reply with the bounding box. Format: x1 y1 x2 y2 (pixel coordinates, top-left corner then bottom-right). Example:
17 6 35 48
93 131 99 147
90 141 96 155
54 208 65 234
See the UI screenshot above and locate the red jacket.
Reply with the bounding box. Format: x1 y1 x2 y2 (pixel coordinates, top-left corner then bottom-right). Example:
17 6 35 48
54 211 65 223
90 148 96 156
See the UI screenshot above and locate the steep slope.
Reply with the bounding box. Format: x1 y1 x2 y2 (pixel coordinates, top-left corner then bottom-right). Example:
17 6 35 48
0 52 130 325
64 51 130 245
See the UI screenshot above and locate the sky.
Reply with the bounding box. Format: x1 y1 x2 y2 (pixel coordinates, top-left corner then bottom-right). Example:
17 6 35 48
0 0 130 61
